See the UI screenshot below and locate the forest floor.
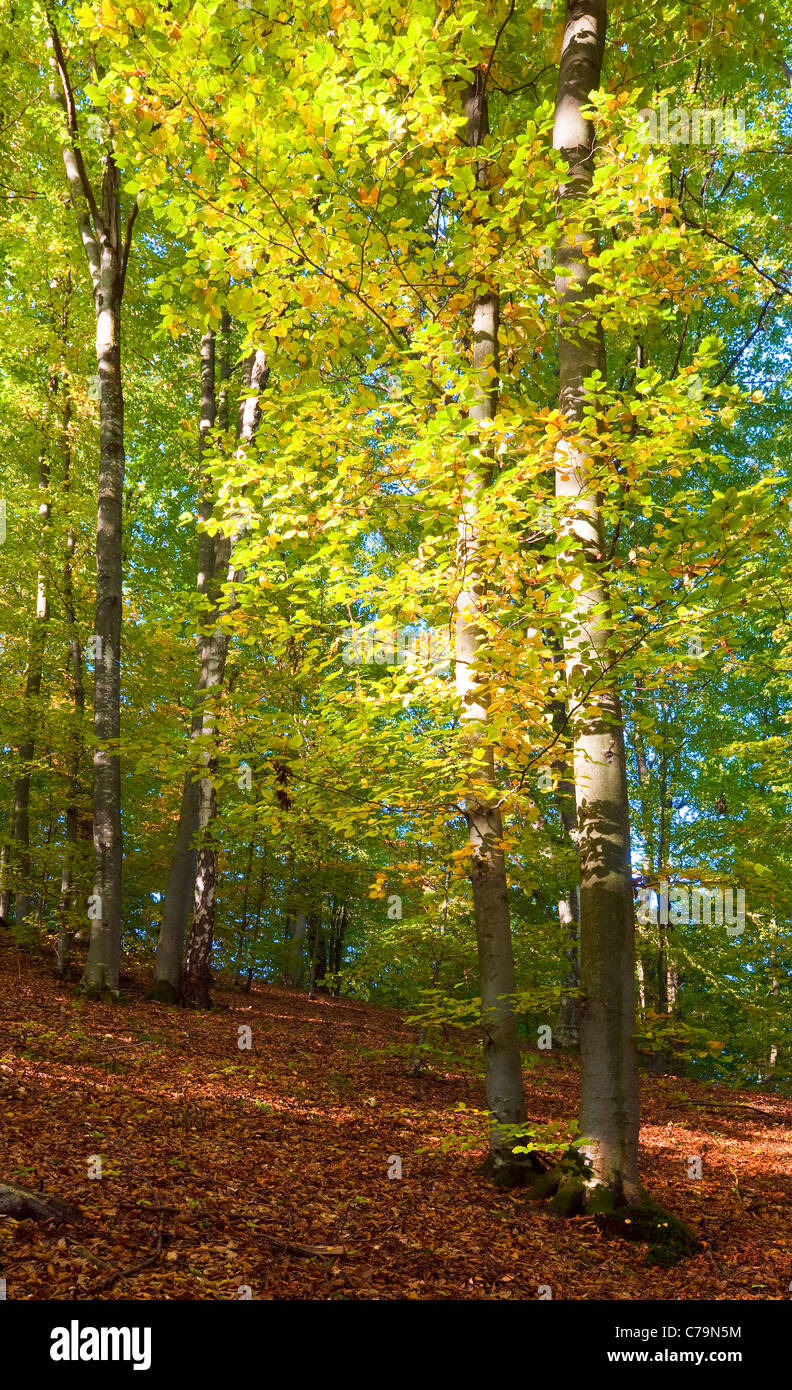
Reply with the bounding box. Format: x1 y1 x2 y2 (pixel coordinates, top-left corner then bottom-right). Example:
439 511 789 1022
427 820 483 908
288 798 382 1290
1 935 790 1300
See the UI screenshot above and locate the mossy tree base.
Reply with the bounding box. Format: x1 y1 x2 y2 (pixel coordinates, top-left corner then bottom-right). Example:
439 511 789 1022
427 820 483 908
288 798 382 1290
481 1148 547 1189
528 1163 699 1265
146 979 181 1005
78 983 121 1004
596 1198 699 1267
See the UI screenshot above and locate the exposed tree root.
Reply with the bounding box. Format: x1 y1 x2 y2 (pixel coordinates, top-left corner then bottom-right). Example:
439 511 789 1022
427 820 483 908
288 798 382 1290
596 1198 700 1267
0 1181 78 1223
527 1160 699 1265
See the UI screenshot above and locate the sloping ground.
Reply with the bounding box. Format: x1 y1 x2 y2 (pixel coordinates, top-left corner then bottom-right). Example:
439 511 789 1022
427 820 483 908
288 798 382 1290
0 936 790 1300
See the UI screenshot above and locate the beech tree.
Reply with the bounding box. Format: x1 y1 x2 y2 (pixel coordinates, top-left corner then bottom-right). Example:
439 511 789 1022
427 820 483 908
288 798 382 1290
152 325 227 1002
181 345 269 1008
456 66 531 1182
47 9 137 998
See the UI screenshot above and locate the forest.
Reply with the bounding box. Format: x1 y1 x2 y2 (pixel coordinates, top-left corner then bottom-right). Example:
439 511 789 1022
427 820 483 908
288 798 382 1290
0 0 791 1317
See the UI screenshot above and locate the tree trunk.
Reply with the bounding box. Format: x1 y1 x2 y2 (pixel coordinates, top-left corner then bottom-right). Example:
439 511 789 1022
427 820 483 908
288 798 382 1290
283 908 308 989
35 797 54 936
241 843 267 989
636 955 646 1017
12 442 51 938
57 386 88 977
48 17 137 999
308 904 326 998
181 346 269 1007
327 899 347 993
552 694 580 1048
555 886 581 1048
457 70 529 1184
81 170 126 1000
0 840 10 923
552 0 642 1206
656 735 670 1018
650 734 676 1073
630 716 656 1022
152 324 224 1002
767 968 779 1079
233 835 256 987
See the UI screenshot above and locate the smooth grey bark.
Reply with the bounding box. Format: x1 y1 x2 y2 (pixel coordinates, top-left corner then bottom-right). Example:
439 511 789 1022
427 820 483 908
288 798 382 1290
556 885 581 1047
181 346 269 1007
48 15 137 999
555 854 581 1044
152 772 199 1000
551 694 581 1047
82 186 126 1000
552 0 641 1204
283 907 308 989
456 71 528 1181
152 326 223 1001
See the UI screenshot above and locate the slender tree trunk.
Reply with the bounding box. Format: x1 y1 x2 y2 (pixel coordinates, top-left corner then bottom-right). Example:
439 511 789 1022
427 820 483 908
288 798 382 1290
234 835 256 986
409 872 448 1073
35 797 54 936
48 17 138 998
552 694 580 1048
551 0 642 1206
767 967 779 1079
327 898 338 981
284 908 308 989
12 444 51 938
631 717 657 1017
636 955 646 1016
457 70 529 1183
57 388 88 977
556 886 581 1048
656 736 670 1017
81 170 126 999
327 899 347 993
152 325 225 1001
307 904 325 999
0 841 10 923
650 735 678 1072
181 346 269 1007
243 844 267 989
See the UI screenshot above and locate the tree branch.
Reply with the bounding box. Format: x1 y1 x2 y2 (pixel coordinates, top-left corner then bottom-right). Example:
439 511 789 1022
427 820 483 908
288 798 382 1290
715 293 779 385
120 200 139 298
45 11 104 238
